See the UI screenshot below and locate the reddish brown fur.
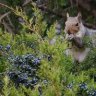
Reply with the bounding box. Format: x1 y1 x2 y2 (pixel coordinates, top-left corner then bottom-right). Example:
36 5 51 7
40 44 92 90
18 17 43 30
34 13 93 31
65 13 81 35
64 13 90 63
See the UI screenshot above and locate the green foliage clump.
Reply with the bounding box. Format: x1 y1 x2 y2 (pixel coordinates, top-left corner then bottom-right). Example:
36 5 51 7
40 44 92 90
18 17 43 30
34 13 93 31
0 5 96 96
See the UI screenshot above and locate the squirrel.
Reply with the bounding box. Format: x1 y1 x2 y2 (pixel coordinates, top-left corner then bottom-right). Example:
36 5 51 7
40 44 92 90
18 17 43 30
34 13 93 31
64 12 96 63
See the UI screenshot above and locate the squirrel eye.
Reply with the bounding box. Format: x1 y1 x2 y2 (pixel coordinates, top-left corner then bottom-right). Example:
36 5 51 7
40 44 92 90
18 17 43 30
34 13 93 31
75 23 78 26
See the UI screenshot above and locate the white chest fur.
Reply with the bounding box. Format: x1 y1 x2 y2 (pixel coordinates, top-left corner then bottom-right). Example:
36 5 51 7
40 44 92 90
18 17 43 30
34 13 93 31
71 47 90 63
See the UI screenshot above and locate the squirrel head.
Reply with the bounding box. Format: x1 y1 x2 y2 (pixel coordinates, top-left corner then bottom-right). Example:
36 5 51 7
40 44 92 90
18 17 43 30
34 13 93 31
65 12 82 35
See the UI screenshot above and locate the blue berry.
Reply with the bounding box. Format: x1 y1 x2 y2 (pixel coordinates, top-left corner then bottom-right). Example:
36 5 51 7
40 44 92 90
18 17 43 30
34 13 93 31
38 86 42 96
16 77 27 83
79 82 87 90
31 77 38 85
32 58 40 65
48 55 52 61
67 83 73 89
0 45 3 50
24 54 34 60
43 79 48 85
87 89 96 96
8 72 16 78
6 44 11 51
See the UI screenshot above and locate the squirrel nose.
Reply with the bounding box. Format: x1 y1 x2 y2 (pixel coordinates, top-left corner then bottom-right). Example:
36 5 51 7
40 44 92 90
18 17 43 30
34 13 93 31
68 30 71 35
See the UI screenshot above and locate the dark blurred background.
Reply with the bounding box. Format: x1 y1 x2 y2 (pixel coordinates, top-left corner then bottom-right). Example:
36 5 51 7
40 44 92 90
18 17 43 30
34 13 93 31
0 0 96 34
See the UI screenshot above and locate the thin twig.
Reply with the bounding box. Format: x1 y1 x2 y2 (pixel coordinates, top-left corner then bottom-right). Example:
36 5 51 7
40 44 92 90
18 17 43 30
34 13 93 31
0 3 14 12
2 20 14 33
0 11 11 22
22 0 32 6
6 15 15 28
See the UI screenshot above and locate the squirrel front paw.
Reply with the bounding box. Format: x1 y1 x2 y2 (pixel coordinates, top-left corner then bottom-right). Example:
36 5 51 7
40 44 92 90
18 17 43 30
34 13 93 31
66 34 74 41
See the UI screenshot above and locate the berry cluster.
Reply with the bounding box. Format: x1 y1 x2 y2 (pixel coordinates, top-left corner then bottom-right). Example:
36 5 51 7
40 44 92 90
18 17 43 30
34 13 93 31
78 82 96 96
0 44 11 51
8 54 41 88
67 83 73 89
79 82 88 90
87 89 96 96
67 82 96 96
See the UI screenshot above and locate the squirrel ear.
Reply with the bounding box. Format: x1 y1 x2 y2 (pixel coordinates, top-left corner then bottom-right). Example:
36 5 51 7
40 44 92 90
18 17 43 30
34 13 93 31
77 12 82 22
66 12 69 18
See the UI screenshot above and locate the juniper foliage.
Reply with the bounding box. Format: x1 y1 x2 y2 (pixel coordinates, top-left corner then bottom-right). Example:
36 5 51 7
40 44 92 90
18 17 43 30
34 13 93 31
0 4 96 96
